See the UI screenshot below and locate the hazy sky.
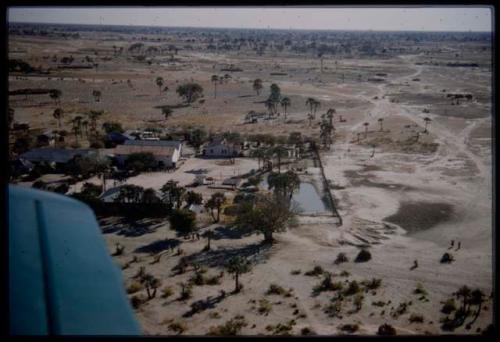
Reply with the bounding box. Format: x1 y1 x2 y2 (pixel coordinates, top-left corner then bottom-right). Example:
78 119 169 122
7 7 493 32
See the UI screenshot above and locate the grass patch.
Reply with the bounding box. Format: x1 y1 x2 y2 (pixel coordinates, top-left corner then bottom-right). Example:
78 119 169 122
258 299 273 315
334 252 349 265
208 315 248 336
127 281 143 294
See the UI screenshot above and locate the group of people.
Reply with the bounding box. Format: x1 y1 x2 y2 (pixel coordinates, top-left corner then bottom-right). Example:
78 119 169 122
449 239 462 250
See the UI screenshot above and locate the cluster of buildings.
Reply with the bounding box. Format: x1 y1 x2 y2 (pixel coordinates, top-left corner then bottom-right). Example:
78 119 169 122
11 129 247 177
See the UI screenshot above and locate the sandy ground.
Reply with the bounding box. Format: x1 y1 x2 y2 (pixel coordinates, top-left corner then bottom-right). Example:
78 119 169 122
9 34 493 335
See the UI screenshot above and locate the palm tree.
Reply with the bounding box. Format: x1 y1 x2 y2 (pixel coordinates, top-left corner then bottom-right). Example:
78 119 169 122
307 113 314 127
204 192 226 223
312 99 321 119
86 110 104 140
202 230 215 251
53 108 64 128
225 256 251 293
211 75 219 98
49 89 62 105
143 188 159 203
267 170 300 204
325 108 336 127
467 289 485 327
156 76 164 95
92 90 102 102
378 118 384 132
363 122 369 138
280 97 291 121
264 98 275 119
306 97 316 118
423 117 432 133
162 107 173 121
71 116 83 144
271 145 289 173
320 121 333 149
253 78 263 96
81 120 89 138
250 148 266 169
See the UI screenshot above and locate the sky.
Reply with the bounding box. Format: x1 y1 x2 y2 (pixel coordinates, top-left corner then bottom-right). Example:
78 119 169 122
7 7 493 32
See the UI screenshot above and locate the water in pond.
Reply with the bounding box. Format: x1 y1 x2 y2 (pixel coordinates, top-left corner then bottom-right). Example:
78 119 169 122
260 178 328 213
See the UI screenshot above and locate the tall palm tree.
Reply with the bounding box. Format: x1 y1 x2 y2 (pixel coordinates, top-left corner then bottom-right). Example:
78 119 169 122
49 89 62 105
363 122 369 138
264 98 275 119
253 78 263 96
211 75 219 98
305 97 316 118
92 90 102 103
156 76 164 95
280 97 291 121
312 99 321 119
325 108 336 127
271 145 289 173
467 289 485 327
53 108 64 128
86 110 104 140
423 117 432 133
71 116 83 144
307 113 314 127
378 118 384 132
162 107 173 121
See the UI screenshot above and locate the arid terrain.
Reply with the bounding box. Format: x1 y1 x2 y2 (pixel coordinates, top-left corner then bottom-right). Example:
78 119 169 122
9 23 493 335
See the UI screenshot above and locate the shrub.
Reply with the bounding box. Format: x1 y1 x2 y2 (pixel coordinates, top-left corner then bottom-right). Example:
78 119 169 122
268 320 296 336
344 281 361 296
324 301 342 318
377 323 396 335
339 324 359 333
372 301 386 307
409 313 424 323
301 327 316 335
266 284 287 296
209 311 221 319
258 299 272 315
413 283 428 296
290 269 301 275
130 295 144 309
161 286 174 298
335 252 349 264
168 321 187 334
353 294 365 311
340 270 350 277
127 281 143 294
208 316 248 336
178 282 193 300
440 252 454 263
355 249 372 262
205 274 221 285
441 298 457 314
312 272 342 295
363 278 382 290
304 265 324 276
114 243 125 256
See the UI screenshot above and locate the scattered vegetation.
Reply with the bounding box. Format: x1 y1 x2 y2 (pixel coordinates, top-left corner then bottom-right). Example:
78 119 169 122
334 252 349 264
168 321 187 335
304 265 325 276
339 323 359 334
258 299 273 315
354 249 372 262
208 315 248 336
377 323 396 335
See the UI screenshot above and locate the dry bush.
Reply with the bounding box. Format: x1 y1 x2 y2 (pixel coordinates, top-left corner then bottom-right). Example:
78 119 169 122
300 327 316 335
334 252 349 264
208 315 248 336
127 281 143 294
363 278 382 290
304 265 324 276
258 299 272 315
377 323 396 335
168 321 187 335
409 313 424 323
344 280 362 296
161 286 174 299
355 249 372 262
290 269 301 275
339 324 359 333
441 298 457 314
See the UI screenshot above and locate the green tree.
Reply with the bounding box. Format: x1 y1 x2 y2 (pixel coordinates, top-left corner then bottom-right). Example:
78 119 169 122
117 184 144 203
92 89 102 102
205 192 226 223
156 76 164 95
267 171 300 203
125 152 157 173
225 256 251 292
49 89 62 105
142 188 160 203
280 97 291 121
169 209 197 236
253 78 263 96
53 108 64 128
160 180 186 209
162 107 173 121
186 191 203 206
234 193 297 243
269 145 289 173
202 229 215 251
176 83 204 103
86 110 104 140
211 75 219 98
71 116 83 144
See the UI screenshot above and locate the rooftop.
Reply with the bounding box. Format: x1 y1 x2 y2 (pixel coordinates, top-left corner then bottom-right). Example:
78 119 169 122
114 144 177 157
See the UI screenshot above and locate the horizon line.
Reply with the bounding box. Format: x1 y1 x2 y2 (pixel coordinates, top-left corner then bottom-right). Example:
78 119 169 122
8 20 492 33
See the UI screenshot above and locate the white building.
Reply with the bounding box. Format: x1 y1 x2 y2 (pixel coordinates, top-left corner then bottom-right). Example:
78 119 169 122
114 140 182 169
202 138 241 158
